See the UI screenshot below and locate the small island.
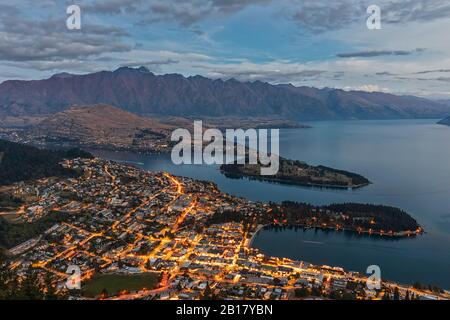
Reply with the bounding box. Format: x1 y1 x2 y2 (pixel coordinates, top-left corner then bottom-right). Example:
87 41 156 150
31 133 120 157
221 157 370 189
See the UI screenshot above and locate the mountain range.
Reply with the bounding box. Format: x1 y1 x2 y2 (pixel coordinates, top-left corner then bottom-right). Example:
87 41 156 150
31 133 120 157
1 66 450 120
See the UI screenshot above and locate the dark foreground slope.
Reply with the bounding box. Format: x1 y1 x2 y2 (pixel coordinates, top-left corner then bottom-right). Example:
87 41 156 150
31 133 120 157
0 139 92 185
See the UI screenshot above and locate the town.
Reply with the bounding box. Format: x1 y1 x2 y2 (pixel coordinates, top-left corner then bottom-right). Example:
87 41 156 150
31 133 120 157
2 158 448 300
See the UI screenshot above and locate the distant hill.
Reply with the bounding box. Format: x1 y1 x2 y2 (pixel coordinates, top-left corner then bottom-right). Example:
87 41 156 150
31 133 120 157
28 104 172 150
1 67 450 120
438 116 450 126
0 139 92 186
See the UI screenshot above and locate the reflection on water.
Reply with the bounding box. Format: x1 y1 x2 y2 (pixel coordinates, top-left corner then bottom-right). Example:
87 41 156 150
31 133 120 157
252 226 450 287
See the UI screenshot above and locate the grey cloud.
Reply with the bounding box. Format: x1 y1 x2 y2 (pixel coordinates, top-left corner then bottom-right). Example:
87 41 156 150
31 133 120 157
0 29 130 63
414 69 450 74
376 72 397 76
290 1 367 33
88 0 271 27
382 0 450 24
210 0 271 13
332 72 345 79
435 77 450 82
146 2 212 27
398 76 450 83
290 0 450 33
84 0 143 15
121 59 180 68
0 4 20 17
207 68 326 83
337 49 425 58
0 5 131 67
8 1 450 36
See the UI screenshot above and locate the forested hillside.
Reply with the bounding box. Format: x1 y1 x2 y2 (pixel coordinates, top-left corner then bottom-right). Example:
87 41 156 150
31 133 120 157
0 139 92 185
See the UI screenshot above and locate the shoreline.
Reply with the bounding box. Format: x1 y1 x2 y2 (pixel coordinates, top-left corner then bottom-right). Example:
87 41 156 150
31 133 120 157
220 170 371 190
249 223 424 241
246 224 265 248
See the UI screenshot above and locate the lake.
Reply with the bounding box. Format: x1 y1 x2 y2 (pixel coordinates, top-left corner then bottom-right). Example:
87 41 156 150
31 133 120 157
91 119 450 289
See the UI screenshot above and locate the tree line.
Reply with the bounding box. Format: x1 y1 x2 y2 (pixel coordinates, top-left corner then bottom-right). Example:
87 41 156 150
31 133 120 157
0 139 92 186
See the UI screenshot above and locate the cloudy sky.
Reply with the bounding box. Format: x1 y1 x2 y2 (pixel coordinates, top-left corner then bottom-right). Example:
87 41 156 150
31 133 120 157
1 0 450 98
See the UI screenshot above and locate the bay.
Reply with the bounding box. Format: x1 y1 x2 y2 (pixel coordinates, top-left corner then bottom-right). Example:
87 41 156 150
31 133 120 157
91 119 450 288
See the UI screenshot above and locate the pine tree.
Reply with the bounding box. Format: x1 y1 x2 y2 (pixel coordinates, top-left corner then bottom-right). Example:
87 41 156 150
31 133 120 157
44 273 58 300
200 283 213 300
0 263 11 299
382 291 391 300
393 287 400 300
20 272 44 300
100 288 109 299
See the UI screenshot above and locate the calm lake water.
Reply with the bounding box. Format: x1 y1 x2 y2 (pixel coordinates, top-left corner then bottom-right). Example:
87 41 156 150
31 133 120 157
92 119 450 288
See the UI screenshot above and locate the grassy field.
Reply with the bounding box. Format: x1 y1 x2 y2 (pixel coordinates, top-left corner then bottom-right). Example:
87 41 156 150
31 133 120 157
82 272 160 298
